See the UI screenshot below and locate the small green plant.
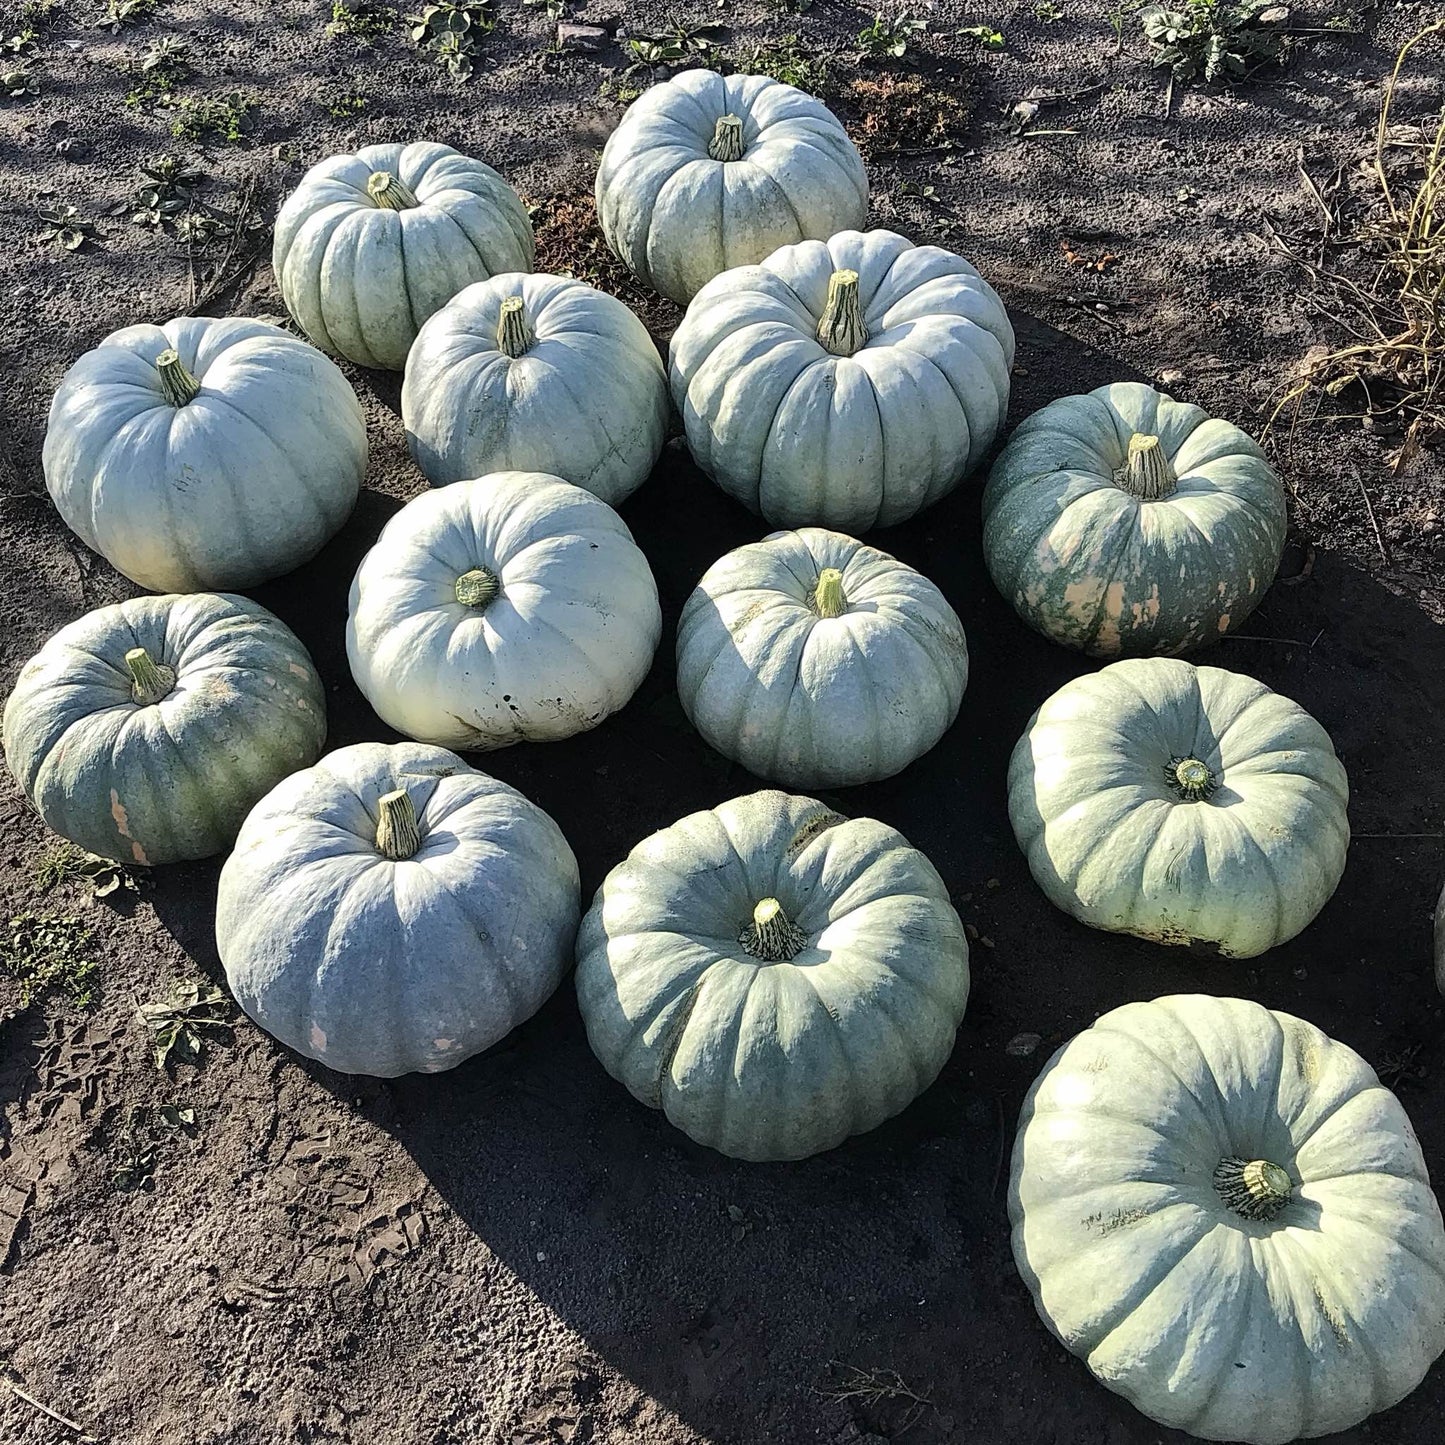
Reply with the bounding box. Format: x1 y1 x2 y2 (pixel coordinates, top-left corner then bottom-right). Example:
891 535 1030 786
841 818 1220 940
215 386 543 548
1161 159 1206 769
97 0 161 33
2 59 37 95
627 20 723 67
858 11 927 60
522 0 565 21
38 204 101 250
170 91 254 143
3 914 100 1007
957 23 1005 49
741 35 832 94
320 85 369 117
1140 0 1289 85
1034 1 1065 20
123 34 190 109
327 0 396 37
138 980 232 1070
109 1103 197 1191
122 155 207 228
36 843 144 899
407 1 493 78
1108 5 1127 52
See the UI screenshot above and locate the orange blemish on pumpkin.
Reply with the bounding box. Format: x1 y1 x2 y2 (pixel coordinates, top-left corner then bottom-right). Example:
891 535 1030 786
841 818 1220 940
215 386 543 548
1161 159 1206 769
1062 578 1100 616
310 1023 327 1051
289 663 310 679
1129 585 1161 628
1218 613 1232 632
109 791 149 864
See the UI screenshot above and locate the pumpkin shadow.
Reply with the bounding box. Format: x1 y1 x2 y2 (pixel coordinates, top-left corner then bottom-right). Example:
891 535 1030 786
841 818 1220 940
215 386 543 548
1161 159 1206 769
142 308 1445 1444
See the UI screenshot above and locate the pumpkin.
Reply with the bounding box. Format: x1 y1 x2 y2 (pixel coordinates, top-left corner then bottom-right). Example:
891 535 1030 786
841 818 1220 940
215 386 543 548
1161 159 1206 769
982 382 1288 656
273 141 535 371
347 471 661 749
1010 993 1445 1443
676 527 968 787
44 316 366 594
669 228 1014 532
216 741 580 1077
401 272 669 506
1009 657 1349 958
595 69 868 306
4 593 326 865
575 789 969 1161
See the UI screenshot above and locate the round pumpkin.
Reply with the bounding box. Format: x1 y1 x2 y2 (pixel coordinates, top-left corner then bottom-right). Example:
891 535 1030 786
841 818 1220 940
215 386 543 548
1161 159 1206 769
273 141 535 371
575 789 969 1161
669 228 1014 532
217 741 580 1077
44 316 366 593
4 593 326 865
347 471 661 750
1009 657 1349 958
401 272 669 506
982 382 1288 656
1010 993 1445 1443
676 527 968 787
595 69 868 306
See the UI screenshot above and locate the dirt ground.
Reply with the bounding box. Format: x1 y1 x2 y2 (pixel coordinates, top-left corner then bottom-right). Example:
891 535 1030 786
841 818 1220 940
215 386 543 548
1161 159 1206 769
2 2 1445 1442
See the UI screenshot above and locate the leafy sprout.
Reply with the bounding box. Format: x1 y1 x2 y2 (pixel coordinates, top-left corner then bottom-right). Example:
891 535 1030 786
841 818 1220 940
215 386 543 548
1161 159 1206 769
858 11 927 60
1140 0 1290 85
38 204 101 251
138 981 232 1071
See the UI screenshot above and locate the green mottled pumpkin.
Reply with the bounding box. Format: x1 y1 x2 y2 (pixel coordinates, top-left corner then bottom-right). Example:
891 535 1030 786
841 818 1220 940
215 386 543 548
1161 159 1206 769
4 593 326 865
982 383 1287 655
575 789 969 1160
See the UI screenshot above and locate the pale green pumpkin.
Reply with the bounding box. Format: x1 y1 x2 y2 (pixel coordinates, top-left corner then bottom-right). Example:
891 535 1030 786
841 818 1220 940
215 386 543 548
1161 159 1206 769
669 228 1014 532
1010 994 1445 1443
1008 657 1349 958
982 382 1287 655
4 593 326 865
575 790 969 1161
43 316 366 593
273 141 535 371
676 527 968 787
596 69 868 306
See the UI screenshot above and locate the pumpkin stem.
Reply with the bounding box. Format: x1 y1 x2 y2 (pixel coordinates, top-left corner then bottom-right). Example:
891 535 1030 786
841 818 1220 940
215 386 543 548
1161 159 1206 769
1214 1156 1293 1221
1167 756 1218 803
367 170 419 211
739 897 808 962
455 566 501 610
707 113 745 162
1114 434 1178 500
817 269 868 357
124 646 176 706
154 348 201 408
496 296 532 359
375 789 422 861
812 568 848 619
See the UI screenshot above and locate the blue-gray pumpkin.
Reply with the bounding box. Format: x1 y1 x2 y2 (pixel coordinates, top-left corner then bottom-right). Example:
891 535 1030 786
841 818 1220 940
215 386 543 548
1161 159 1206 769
217 742 581 1077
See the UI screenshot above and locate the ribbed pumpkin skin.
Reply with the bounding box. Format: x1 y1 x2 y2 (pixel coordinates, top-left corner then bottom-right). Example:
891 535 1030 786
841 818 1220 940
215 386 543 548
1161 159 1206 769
596 70 868 306
4 593 326 865
217 742 581 1078
273 141 535 371
401 272 668 506
1010 994 1445 1443
982 382 1287 656
346 471 661 750
1008 658 1349 958
43 317 366 593
676 527 968 787
575 790 969 1161
669 229 1014 532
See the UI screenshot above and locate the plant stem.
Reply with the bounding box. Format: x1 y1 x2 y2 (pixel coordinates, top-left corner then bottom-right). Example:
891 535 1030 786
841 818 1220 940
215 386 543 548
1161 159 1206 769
367 170 419 210
154 348 201 407
455 566 501 610
708 114 745 162
124 646 176 706
496 296 532 358
817 269 868 357
812 568 848 618
375 789 422 861
1115 433 1178 499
